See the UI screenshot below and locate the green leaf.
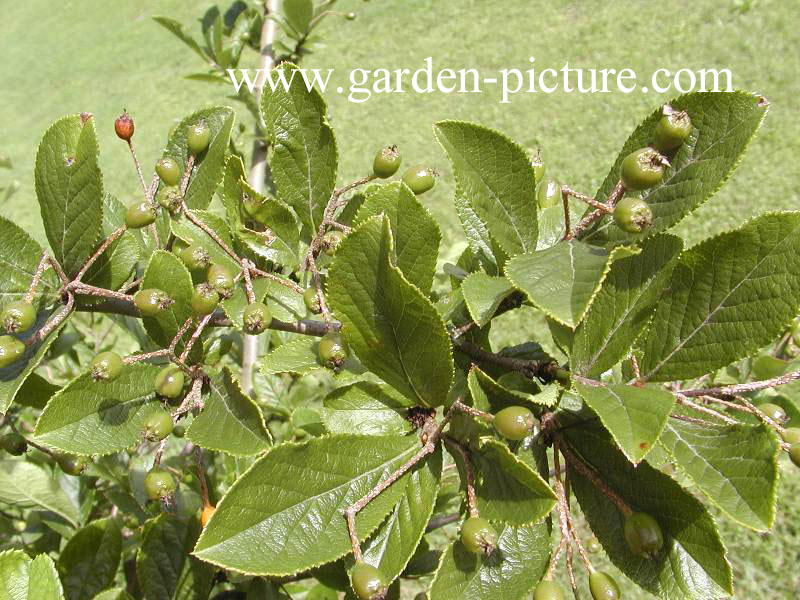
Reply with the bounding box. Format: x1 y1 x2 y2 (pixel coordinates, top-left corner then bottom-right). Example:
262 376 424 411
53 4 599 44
505 240 616 328
35 114 103 277
34 365 163 456
282 0 314 35
92 588 132 600
574 381 676 464
152 16 208 62
584 91 768 246
434 120 537 257
563 410 733 599
193 434 420 575
171 209 240 273
136 514 215 600
0 216 60 307
659 420 778 531
81 194 139 297
327 216 454 407
452 193 503 275
357 447 442 584
261 63 338 238
221 156 300 268
639 212 800 381
571 234 683 376
186 368 271 456
57 517 122 600
141 251 195 354
467 366 550 414
0 550 65 600
322 381 414 435
460 273 514 328
449 438 556 525
1 311 70 414
428 520 550 600
161 107 235 210
0 461 78 526
354 182 441 293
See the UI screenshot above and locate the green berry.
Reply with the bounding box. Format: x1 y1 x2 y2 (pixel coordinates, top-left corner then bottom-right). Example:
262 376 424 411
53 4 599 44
177 244 211 272
144 466 177 500
142 408 174 442
304 287 322 314
620 147 667 190
460 516 498 556
173 425 186 438
0 432 27 455
351 561 387 600
187 121 211 155
155 157 181 186
155 366 185 399
531 151 546 183
537 179 561 209
207 264 235 297
345 11 356 20
493 406 535 441
318 331 349 370
373 145 402 178
56 453 89 476
653 109 692 152
758 402 787 424
134 288 173 317
90 351 123 382
243 302 272 334
191 283 220 317
589 571 620 600
401 164 436 195
125 201 157 229
789 444 800 468
624 512 663 559
533 580 565 600
613 196 653 234
1 301 36 334
782 427 800 445
0 335 25 369
156 186 182 213
586 536 602 553
322 230 345 257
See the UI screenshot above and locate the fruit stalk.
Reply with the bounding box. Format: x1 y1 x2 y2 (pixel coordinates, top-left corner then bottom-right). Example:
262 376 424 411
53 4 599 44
24 253 51 303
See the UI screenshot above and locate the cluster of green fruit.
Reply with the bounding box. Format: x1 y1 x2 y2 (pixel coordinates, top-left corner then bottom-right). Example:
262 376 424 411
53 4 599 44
757 400 800 466
0 429 89 476
0 299 36 368
123 120 212 228
372 145 436 195
613 108 692 234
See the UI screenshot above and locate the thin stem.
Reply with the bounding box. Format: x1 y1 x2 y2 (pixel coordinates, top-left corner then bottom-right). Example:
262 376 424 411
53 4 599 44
182 204 240 262
123 349 170 365
179 314 214 364
571 180 626 239
675 395 738 425
452 337 561 382
127 140 150 202
195 446 210 507
561 187 572 240
26 293 74 346
344 415 441 561
443 437 479 517
451 399 494 423
24 254 51 303
241 261 256 303
681 369 800 398
74 227 127 283
557 447 592 572
180 155 195 197
70 282 134 303
556 433 632 517
249 266 304 294
7 420 55 458
48 255 69 285
545 538 567 581
170 317 195 354
425 513 460 533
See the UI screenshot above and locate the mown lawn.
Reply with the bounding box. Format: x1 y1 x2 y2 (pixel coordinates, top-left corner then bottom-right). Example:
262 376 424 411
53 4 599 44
1 0 799 597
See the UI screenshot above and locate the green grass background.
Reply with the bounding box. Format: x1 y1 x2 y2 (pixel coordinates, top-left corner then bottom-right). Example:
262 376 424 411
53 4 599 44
1 0 799 597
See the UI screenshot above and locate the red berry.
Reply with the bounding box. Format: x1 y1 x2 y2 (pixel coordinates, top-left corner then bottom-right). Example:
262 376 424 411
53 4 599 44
114 110 134 142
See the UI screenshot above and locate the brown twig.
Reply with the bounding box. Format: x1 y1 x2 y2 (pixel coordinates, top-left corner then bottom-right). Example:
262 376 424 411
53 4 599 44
675 395 738 425
450 399 494 423
443 437 479 518
680 369 800 398
24 254 51 303
74 227 128 283
179 314 214 364
127 140 150 202
26 293 74 346
70 282 134 303
180 155 195 197
570 180 626 239
181 203 240 262
452 337 562 383
123 349 170 365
